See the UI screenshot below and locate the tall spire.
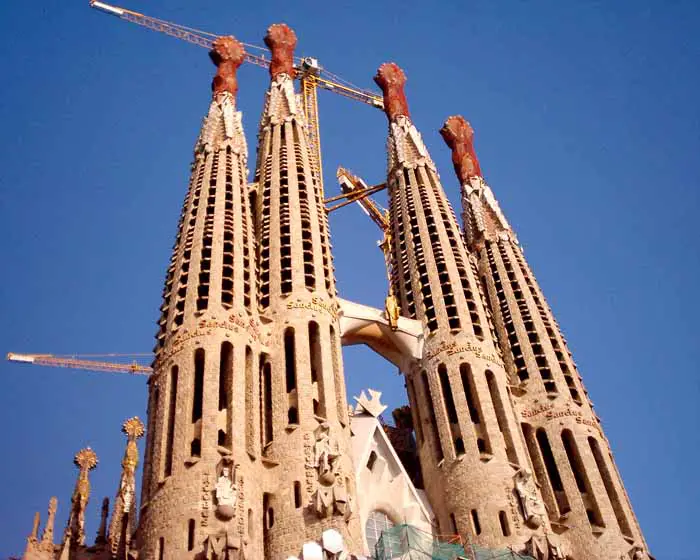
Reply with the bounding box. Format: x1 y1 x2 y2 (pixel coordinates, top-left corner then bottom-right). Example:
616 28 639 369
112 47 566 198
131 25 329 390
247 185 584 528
41 497 57 547
108 417 144 557
63 448 98 547
250 22 361 558
139 34 262 558
440 115 514 250
377 62 546 550
441 114 650 559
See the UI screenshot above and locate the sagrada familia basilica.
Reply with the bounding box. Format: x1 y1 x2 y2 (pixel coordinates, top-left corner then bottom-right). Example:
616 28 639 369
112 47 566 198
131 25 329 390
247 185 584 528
20 22 651 560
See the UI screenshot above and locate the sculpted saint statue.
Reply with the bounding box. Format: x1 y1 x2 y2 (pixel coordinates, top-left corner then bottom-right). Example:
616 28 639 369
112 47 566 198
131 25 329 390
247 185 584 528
514 469 546 528
216 467 238 507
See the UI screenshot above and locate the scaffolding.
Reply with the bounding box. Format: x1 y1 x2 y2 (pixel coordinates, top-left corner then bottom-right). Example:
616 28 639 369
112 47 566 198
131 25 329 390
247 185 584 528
373 525 536 560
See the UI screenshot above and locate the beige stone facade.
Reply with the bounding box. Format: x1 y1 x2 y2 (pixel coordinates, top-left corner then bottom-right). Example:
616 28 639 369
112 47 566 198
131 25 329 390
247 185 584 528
448 117 650 559
19 29 652 560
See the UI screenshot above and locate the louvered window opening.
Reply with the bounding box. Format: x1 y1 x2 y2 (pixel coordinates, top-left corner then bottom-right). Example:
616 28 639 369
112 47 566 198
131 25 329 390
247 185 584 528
486 244 528 382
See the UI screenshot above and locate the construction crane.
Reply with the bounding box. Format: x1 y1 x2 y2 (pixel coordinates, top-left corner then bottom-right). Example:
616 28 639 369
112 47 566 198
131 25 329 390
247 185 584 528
329 167 401 330
6 352 152 376
89 0 384 193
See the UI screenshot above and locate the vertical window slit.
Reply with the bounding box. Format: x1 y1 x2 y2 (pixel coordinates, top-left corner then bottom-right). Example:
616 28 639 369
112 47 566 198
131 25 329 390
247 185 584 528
421 371 444 462
536 428 570 516
486 370 518 465
562 430 604 528
309 322 326 418
438 364 461 455
589 437 632 537
164 366 178 477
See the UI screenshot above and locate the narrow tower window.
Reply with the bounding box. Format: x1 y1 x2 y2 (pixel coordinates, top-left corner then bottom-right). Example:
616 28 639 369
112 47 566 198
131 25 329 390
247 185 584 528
218 342 233 448
163 366 178 477
187 519 195 551
470 509 482 535
245 346 255 457
284 328 296 393
536 428 570 516
460 363 491 455
261 358 273 448
499 511 510 536
486 370 518 465
589 437 632 537
421 370 444 462
294 481 302 508
438 364 461 456
309 322 326 418
192 349 205 422
562 430 604 527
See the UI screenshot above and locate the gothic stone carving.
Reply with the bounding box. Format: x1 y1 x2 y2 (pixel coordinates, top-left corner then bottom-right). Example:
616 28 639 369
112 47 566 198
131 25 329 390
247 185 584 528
204 529 248 560
514 469 546 528
307 423 353 519
215 464 240 520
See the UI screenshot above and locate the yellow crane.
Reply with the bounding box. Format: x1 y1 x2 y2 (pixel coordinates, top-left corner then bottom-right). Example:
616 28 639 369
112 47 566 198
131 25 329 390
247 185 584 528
329 167 400 329
6 5 391 376
6 352 152 376
89 0 384 193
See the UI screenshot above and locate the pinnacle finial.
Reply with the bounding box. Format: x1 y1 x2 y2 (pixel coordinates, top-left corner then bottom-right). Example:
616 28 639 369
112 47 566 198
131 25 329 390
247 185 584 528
122 416 145 440
74 447 98 472
440 115 482 183
264 23 297 79
209 36 246 98
41 497 57 544
374 62 410 122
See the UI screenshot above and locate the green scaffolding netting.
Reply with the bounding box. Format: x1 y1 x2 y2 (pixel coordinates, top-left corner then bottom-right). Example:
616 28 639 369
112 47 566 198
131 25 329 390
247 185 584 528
373 524 536 560
374 524 466 559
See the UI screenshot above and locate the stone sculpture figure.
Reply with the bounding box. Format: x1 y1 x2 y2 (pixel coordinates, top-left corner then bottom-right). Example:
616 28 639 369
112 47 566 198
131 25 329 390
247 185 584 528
309 423 353 518
514 469 546 528
215 466 239 520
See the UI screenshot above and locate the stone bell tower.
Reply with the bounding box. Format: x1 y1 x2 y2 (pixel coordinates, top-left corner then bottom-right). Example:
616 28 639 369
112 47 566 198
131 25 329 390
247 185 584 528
138 35 264 558
440 115 650 559
375 63 544 549
251 23 361 559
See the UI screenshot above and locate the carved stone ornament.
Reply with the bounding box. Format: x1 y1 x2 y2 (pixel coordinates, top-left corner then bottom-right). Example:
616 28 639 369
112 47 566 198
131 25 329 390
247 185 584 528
622 546 648 560
354 389 388 418
210 36 245 97
65 447 98 546
264 23 297 79
439 115 482 182
215 464 239 520
374 62 410 123
524 534 568 560
205 529 248 560
386 115 436 175
514 469 547 528
307 423 352 519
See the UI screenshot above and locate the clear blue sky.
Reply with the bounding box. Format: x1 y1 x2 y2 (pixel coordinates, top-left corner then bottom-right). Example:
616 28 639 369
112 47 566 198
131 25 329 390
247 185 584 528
1 1 698 557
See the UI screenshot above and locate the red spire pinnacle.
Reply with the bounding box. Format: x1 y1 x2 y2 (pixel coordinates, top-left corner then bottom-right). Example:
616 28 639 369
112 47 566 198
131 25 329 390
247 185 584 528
264 23 297 79
440 115 482 182
374 62 410 122
209 36 246 97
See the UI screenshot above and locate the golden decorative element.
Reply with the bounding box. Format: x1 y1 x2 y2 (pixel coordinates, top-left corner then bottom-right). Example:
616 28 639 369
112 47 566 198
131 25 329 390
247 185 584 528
74 447 98 471
122 416 145 440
